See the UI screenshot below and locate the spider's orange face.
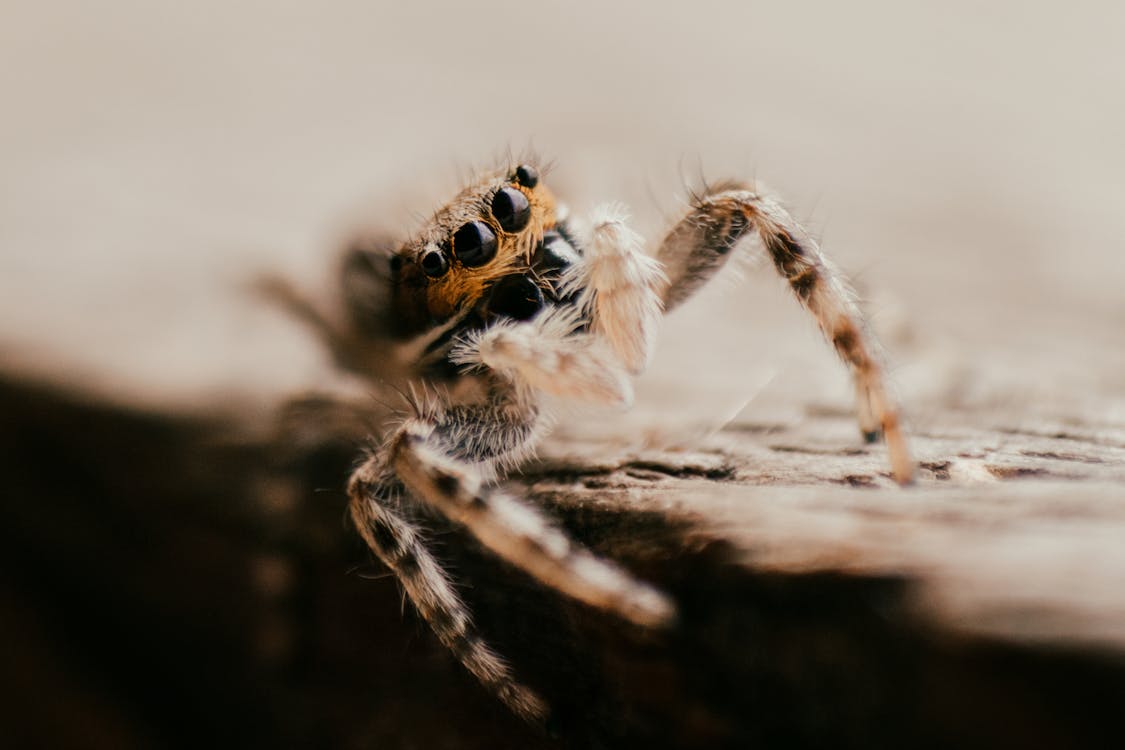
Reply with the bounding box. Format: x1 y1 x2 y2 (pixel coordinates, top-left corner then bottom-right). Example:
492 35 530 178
391 163 558 335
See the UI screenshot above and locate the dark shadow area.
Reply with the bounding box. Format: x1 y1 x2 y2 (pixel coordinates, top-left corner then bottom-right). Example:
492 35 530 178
1 376 1122 749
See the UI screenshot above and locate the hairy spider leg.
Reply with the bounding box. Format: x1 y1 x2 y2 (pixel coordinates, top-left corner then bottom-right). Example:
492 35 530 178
654 184 914 484
347 381 675 719
348 470 548 722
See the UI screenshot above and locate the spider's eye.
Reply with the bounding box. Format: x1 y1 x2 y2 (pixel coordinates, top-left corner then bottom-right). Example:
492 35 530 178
452 221 497 267
514 164 539 189
491 187 531 233
420 248 449 278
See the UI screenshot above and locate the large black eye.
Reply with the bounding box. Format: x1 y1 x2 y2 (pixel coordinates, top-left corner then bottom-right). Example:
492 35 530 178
514 164 539 188
491 187 531 233
489 274 544 321
452 221 497 267
420 247 449 278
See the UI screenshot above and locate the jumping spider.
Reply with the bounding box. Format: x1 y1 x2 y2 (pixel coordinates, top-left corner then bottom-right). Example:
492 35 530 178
269 159 913 723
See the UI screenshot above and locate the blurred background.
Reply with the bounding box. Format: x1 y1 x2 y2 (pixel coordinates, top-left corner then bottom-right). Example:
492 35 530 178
3 1 1122 415
2 2 1124 748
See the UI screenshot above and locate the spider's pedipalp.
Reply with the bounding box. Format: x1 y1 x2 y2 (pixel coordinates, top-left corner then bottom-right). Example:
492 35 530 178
655 185 914 484
562 204 666 375
452 309 634 408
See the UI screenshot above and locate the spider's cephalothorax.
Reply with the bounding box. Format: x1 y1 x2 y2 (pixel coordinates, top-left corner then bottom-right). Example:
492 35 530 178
388 163 566 337
272 158 914 725
381 164 591 384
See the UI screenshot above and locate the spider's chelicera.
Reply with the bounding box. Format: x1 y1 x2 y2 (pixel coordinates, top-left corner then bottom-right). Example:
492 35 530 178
272 159 913 724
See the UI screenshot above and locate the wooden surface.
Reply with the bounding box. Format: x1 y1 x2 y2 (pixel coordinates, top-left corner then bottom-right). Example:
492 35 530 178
2 363 1124 749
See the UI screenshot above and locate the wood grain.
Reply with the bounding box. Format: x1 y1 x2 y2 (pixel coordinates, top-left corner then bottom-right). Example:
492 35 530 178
3 368 1123 749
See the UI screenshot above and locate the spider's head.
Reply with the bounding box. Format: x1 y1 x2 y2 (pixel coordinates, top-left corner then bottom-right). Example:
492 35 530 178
391 162 558 335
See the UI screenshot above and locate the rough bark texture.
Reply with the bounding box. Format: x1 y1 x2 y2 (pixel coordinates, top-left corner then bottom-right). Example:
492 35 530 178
3 367 1123 750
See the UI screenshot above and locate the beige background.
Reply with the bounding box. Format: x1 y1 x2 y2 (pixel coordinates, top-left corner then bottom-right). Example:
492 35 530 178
1 1 1123 431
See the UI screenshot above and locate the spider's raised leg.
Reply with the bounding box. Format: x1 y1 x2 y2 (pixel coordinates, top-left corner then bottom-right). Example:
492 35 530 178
349 375 674 719
655 184 914 484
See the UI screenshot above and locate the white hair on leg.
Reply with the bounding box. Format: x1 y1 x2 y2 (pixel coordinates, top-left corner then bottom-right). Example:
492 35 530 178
451 308 634 408
562 203 667 375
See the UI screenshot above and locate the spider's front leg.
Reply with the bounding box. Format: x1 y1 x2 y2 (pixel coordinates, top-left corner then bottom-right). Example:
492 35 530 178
348 376 674 721
348 472 549 722
655 183 914 484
